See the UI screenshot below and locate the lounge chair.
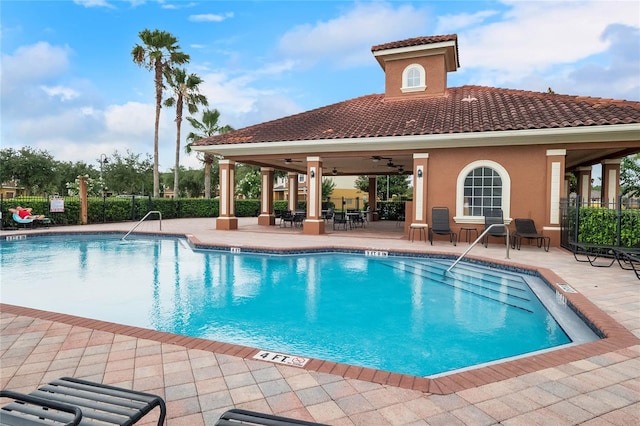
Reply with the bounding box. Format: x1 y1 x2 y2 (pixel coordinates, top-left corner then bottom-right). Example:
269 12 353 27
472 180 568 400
12 212 34 228
568 241 618 267
482 208 508 247
215 408 328 425
613 247 640 280
512 218 550 251
1 376 166 425
429 207 457 245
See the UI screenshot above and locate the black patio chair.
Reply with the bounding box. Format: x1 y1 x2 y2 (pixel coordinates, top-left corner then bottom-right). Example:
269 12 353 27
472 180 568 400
512 218 550 251
216 408 328 425
333 211 349 230
482 208 508 247
429 207 457 245
280 210 294 227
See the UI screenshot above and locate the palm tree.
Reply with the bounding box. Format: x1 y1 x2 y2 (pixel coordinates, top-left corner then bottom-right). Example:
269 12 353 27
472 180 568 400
185 109 234 198
164 68 208 198
131 29 189 197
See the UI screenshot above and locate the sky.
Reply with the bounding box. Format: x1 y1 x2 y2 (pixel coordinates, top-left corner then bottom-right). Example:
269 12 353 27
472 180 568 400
1 0 639 173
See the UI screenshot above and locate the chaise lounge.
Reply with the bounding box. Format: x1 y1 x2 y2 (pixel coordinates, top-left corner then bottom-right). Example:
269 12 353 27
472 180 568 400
1 377 166 425
512 218 550 252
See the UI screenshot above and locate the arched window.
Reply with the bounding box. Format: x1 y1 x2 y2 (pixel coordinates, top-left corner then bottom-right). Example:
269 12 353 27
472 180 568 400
455 160 511 223
401 64 426 93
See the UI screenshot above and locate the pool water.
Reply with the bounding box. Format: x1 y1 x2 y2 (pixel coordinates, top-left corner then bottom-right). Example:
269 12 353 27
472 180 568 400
1 234 590 376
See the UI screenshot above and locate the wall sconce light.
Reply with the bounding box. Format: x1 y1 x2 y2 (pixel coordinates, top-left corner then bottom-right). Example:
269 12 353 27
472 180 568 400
332 167 338 175
417 169 423 178
310 170 315 178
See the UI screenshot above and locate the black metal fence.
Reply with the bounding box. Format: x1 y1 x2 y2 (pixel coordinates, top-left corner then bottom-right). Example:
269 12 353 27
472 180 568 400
560 196 640 249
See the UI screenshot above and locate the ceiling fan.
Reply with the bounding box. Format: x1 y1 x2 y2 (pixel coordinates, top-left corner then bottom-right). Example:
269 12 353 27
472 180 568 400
371 156 392 162
283 158 303 164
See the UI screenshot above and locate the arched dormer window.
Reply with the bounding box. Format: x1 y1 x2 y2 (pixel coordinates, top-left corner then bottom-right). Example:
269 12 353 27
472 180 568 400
401 64 426 93
454 160 511 224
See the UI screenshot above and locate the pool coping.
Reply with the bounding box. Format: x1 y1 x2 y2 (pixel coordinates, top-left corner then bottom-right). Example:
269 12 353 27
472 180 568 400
2 231 638 395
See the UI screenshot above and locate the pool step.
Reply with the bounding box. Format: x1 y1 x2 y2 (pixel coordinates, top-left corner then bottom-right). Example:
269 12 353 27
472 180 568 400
378 260 534 312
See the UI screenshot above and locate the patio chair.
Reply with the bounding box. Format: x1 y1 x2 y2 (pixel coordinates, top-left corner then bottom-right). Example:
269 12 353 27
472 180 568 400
512 218 550 251
12 212 34 228
216 408 328 425
482 208 508 247
293 211 306 228
429 207 457 246
333 211 349 230
0 376 166 425
280 210 294 227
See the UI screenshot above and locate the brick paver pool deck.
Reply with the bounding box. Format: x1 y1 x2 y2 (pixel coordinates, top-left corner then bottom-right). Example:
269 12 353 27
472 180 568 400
1 218 638 425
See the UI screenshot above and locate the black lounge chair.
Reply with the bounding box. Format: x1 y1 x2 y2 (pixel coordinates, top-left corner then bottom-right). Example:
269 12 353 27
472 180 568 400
215 408 328 425
482 208 508 247
612 244 640 280
568 241 618 267
1 377 166 425
429 207 457 245
512 218 550 251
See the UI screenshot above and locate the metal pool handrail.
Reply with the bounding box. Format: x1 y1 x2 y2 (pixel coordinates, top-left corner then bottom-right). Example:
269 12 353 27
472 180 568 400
446 223 510 274
122 211 162 241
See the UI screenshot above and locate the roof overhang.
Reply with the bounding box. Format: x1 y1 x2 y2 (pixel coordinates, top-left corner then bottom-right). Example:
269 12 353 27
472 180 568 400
372 40 459 72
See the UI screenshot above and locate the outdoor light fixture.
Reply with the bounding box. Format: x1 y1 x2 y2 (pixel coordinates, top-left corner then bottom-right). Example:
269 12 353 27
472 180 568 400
310 170 315 178
417 169 423 178
332 167 338 175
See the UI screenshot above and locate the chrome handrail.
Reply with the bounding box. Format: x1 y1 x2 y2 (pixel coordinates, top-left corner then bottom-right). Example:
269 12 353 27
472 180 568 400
446 223 510 274
122 210 162 240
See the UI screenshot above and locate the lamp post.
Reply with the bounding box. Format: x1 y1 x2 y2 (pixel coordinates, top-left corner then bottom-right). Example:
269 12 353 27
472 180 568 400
99 153 108 196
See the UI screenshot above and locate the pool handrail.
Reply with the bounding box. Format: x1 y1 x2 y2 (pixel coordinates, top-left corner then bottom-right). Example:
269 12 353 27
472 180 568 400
446 223 510 274
122 210 162 240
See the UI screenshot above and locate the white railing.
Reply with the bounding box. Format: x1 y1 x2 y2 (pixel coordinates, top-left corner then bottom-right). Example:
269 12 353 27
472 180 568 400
446 224 510 274
122 211 162 240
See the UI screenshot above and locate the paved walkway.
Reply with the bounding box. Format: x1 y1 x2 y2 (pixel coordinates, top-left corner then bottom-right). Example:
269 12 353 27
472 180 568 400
1 218 639 425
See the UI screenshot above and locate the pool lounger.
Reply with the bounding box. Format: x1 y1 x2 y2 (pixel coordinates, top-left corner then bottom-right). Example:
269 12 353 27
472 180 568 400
215 408 328 426
0 377 166 425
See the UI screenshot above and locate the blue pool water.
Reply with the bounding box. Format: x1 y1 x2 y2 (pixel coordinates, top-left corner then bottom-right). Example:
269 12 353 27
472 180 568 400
1 234 589 376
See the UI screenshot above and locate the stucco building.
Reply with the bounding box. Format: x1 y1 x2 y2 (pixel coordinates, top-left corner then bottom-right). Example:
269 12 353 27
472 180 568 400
192 34 640 247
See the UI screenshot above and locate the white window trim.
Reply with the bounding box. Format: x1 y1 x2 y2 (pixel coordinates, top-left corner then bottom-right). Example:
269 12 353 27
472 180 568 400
401 64 426 93
454 160 512 224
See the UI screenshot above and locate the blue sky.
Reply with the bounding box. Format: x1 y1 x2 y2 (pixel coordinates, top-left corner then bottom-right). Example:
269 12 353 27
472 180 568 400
2 0 639 171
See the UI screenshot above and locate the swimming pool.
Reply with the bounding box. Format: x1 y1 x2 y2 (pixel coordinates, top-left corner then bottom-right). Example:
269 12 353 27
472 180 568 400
0 233 598 376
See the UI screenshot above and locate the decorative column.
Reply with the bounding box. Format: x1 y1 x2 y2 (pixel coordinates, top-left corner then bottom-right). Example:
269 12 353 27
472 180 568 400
405 153 429 239
216 159 238 230
601 159 621 208
78 175 88 225
368 176 377 221
545 149 566 246
576 166 592 205
288 172 299 212
258 167 275 226
304 156 325 235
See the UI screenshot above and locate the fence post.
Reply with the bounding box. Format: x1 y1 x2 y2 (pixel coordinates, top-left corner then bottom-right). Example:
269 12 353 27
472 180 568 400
78 176 88 225
616 194 622 247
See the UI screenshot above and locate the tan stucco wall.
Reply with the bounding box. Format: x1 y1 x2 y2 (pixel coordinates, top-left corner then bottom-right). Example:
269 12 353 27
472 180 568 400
384 54 447 98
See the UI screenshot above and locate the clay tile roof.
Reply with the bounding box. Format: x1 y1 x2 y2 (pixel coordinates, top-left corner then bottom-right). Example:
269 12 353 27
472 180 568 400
194 85 640 147
371 34 458 52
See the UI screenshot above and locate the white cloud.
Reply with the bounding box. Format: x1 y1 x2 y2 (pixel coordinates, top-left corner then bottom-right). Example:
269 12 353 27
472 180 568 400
40 85 80 102
189 12 234 23
1 42 71 87
277 2 429 69
436 10 499 33
73 0 115 9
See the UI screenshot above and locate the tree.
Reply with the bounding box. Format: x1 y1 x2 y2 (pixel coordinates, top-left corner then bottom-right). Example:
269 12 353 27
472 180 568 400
322 178 336 199
104 150 153 195
236 165 261 198
164 68 208 198
0 147 57 195
354 175 411 200
185 109 235 198
132 29 190 197
621 154 640 197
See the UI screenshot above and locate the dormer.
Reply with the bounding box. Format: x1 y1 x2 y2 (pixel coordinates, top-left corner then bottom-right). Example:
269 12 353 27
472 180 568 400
371 35 460 99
